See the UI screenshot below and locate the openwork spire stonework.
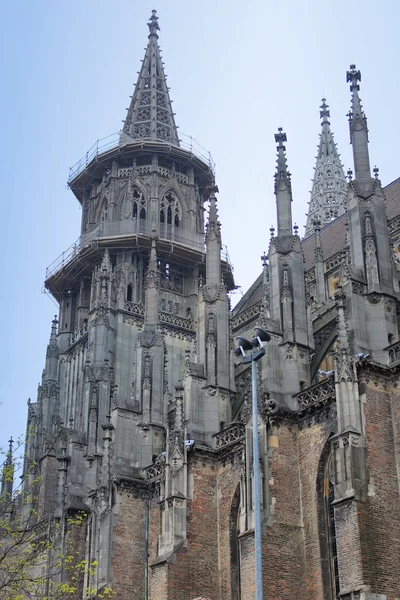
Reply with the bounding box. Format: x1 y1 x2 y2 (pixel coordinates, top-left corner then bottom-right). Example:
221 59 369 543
123 10 179 145
305 99 347 238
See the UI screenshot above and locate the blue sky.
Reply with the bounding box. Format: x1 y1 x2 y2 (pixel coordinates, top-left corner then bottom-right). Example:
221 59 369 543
0 0 399 449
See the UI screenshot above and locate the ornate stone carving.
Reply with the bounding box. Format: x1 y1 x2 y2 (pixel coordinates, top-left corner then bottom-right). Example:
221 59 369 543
214 423 245 449
231 301 262 331
295 377 335 407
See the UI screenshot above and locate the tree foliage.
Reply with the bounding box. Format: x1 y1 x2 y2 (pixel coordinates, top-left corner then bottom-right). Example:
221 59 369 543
0 437 114 600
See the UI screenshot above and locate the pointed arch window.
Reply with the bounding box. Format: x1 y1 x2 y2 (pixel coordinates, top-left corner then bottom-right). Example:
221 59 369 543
121 187 145 221
125 187 146 225
318 446 340 600
160 191 181 236
127 283 133 302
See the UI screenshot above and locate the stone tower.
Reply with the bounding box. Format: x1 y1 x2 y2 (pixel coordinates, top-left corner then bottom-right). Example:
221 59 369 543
19 14 400 600
22 11 235 598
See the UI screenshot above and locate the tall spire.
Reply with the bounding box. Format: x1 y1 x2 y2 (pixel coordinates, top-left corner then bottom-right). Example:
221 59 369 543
122 10 179 145
274 128 293 237
205 186 222 286
347 64 371 184
305 99 347 237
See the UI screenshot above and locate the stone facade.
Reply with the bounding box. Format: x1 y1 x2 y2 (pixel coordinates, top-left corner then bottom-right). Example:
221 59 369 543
15 11 400 600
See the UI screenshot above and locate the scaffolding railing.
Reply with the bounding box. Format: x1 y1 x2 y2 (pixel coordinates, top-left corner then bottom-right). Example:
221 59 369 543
68 131 216 183
46 221 233 283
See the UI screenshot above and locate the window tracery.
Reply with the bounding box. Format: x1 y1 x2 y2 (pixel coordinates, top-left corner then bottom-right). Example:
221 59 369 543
325 194 338 205
134 188 146 220
160 191 181 228
121 187 146 221
324 208 339 221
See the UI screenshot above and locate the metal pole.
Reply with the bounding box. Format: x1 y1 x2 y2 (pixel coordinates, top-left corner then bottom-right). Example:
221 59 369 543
144 495 149 600
252 356 263 600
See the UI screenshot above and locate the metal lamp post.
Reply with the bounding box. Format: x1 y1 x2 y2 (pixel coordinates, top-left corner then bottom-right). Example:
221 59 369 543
235 327 271 600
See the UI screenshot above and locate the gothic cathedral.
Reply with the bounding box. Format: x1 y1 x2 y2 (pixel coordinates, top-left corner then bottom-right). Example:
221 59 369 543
19 11 400 600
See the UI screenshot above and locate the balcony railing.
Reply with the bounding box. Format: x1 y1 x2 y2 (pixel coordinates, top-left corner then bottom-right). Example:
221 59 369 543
68 131 216 182
46 220 233 281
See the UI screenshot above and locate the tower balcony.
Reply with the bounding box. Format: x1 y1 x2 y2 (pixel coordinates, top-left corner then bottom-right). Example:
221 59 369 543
45 219 234 300
68 130 216 199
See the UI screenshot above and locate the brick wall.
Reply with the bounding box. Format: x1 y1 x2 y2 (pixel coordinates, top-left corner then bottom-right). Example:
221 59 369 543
239 533 255 600
109 378 400 600
153 454 219 600
297 421 330 599
112 489 146 600
216 459 241 600
146 422 339 600
334 500 364 593
148 453 242 600
263 424 305 600
61 513 88 600
357 381 400 597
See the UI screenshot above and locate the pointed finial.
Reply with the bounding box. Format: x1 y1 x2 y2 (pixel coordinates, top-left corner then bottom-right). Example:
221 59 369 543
346 64 371 182
207 185 220 232
320 98 330 124
274 128 291 185
373 166 379 179
148 9 160 38
346 64 361 91
270 226 275 238
261 252 268 268
49 315 58 342
274 129 293 236
347 168 353 181
275 127 287 150
313 217 321 232
293 223 299 236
